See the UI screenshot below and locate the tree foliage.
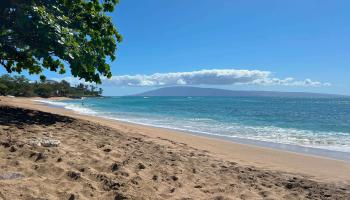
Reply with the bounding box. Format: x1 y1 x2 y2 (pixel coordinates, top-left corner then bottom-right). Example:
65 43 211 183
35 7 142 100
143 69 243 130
0 74 103 98
0 0 122 83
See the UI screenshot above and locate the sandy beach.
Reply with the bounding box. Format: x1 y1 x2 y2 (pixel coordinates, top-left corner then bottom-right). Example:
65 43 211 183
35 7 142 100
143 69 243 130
0 96 349 199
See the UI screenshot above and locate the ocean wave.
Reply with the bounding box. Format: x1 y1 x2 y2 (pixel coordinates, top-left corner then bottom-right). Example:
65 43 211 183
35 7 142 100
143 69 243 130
33 99 98 115
33 99 68 107
224 125 350 152
99 114 350 153
190 118 215 122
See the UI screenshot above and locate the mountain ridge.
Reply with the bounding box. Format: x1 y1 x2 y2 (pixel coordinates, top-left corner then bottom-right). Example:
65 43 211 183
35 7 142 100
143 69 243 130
132 86 346 98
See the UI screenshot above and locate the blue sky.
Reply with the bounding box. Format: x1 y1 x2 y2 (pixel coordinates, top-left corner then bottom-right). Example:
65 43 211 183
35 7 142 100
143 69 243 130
2 0 350 95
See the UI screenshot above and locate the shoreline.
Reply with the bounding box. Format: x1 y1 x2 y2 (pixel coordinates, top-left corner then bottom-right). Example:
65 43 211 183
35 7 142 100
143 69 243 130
179 129 350 162
37 97 350 162
1 96 350 183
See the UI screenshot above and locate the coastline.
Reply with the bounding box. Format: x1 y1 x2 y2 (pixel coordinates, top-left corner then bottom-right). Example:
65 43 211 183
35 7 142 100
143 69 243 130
1 96 349 183
34 97 350 161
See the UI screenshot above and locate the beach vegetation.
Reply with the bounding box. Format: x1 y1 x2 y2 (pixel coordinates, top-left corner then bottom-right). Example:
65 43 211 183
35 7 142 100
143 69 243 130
0 74 102 98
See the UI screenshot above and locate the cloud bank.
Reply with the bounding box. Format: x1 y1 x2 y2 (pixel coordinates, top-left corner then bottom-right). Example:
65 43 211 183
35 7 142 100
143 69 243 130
103 69 330 87
58 69 331 87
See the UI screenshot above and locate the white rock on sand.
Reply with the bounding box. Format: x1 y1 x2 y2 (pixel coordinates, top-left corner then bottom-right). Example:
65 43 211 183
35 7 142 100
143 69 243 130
28 138 61 147
0 172 24 180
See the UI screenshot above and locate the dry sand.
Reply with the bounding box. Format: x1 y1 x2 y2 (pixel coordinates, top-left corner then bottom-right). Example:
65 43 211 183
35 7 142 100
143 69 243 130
0 97 349 199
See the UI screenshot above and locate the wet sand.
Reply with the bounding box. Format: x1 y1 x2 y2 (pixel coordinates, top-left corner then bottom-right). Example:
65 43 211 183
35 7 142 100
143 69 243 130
0 97 349 199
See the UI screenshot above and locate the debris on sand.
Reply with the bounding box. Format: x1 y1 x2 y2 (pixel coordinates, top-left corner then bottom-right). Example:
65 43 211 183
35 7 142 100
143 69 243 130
137 163 146 170
28 137 61 147
0 172 24 180
9 146 17 152
67 171 81 181
111 163 120 172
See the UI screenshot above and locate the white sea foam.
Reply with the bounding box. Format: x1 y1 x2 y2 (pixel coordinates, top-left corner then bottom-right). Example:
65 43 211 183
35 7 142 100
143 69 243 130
33 99 68 107
100 113 350 153
33 99 98 115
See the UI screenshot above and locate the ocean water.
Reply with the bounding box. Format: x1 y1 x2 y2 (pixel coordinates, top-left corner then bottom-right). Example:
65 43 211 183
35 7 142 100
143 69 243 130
36 96 350 156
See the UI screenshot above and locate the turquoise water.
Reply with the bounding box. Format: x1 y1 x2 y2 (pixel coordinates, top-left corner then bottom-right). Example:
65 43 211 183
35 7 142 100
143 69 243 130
38 96 350 154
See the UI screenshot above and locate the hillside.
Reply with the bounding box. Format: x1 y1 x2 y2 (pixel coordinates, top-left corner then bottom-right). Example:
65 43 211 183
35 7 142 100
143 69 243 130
133 86 344 98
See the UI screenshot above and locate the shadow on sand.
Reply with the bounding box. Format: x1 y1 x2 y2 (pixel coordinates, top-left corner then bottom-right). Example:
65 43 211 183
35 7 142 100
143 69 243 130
0 106 74 126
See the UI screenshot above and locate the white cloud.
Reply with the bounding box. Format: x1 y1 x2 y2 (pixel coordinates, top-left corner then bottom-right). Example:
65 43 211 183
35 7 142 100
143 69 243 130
252 77 331 87
56 69 331 87
51 76 87 86
103 69 271 86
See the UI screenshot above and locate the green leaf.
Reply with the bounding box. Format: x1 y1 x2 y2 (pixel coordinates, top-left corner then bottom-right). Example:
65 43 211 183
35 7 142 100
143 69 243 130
0 0 122 84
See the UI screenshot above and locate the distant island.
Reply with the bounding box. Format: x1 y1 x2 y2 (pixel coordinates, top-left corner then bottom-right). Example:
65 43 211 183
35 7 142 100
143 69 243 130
0 75 102 98
133 86 345 98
